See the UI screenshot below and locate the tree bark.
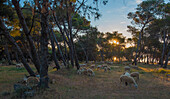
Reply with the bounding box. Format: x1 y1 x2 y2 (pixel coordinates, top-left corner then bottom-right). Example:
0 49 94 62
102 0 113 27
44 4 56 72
49 28 60 70
100 50 104 61
14 46 20 63
4 40 12 65
39 0 49 88
50 25 66 67
161 29 166 67
134 24 146 65
163 50 169 68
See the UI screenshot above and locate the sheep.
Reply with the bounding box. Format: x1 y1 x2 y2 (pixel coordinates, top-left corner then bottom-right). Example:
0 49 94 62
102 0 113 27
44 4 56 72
79 64 87 67
120 75 138 88
16 63 23 69
123 72 130 76
77 68 95 76
77 67 87 75
130 72 139 82
124 66 130 72
107 61 113 65
90 64 95 68
87 68 95 76
97 65 102 70
104 66 111 72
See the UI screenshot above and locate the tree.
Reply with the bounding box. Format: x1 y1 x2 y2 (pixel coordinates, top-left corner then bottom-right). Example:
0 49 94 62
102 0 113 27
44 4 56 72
128 0 164 65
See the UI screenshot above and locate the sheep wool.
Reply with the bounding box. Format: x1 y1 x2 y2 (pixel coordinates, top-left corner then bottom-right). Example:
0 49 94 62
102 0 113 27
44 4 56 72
120 75 138 88
130 72 139 81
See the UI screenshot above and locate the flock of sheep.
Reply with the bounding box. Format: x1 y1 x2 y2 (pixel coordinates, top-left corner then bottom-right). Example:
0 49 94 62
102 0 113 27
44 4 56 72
15 62 140 89
77 63 112 76
77 63 140 89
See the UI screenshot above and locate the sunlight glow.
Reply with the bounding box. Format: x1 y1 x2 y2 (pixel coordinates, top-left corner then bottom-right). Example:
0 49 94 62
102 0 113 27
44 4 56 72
109 40 119 45
113 40 117 44
113 57 116 60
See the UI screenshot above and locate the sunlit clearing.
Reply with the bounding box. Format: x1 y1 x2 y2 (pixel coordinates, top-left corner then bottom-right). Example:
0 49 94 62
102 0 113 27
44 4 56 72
116 42 119 45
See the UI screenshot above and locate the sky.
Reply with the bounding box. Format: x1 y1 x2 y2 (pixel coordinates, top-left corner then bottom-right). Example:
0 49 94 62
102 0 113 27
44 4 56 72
89 0 170 38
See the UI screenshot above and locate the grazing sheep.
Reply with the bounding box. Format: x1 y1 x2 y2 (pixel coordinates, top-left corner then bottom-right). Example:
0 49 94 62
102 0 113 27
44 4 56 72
77 68 95 76
87 68 95 76
79 64 87 67
130 72 139 82
123 72 130 76
120 75 138 88
16 63 23 69
90 64 95 68
124 66 130 72
77 67 87 75
107 61 113 65
102 64 108 67
97 65 102 70
104 66 111 72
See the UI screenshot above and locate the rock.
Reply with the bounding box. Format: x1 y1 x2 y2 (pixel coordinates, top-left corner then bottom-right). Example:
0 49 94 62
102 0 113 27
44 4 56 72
1 91 10 96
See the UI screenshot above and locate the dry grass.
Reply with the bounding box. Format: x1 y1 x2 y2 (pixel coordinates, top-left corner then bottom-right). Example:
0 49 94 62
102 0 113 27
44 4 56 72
0 63 170 99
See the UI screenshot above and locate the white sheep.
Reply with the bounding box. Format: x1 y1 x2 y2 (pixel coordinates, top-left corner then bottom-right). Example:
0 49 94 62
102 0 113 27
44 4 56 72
77 67 87 75
16 63 23 69
130 72 139 82
124 66 130 72
90 64 95 68
79 64 87 67
120 75 138 88
77 68 95 76
97 65 102 70
123 72 130 76
87 68 95 76
104 66 111 72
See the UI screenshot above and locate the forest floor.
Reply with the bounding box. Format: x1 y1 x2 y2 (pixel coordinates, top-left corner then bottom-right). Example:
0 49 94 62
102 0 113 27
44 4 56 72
0 63 170 99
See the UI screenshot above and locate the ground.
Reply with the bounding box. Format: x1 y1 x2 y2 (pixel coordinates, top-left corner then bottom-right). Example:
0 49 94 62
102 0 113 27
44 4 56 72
0 63 170 99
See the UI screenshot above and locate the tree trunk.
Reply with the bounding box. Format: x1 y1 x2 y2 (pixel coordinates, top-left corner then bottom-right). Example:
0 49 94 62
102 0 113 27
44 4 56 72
50 25 66 67
152 48 156 64
100 50 104 61
0 17 35 76
38 0 51 88
134 24 146 65
163 50 169 68
4 40 12 65
161 29 166 67
14 46 20 63
73 45 80 70
49 29 60 70
12 0 41 73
